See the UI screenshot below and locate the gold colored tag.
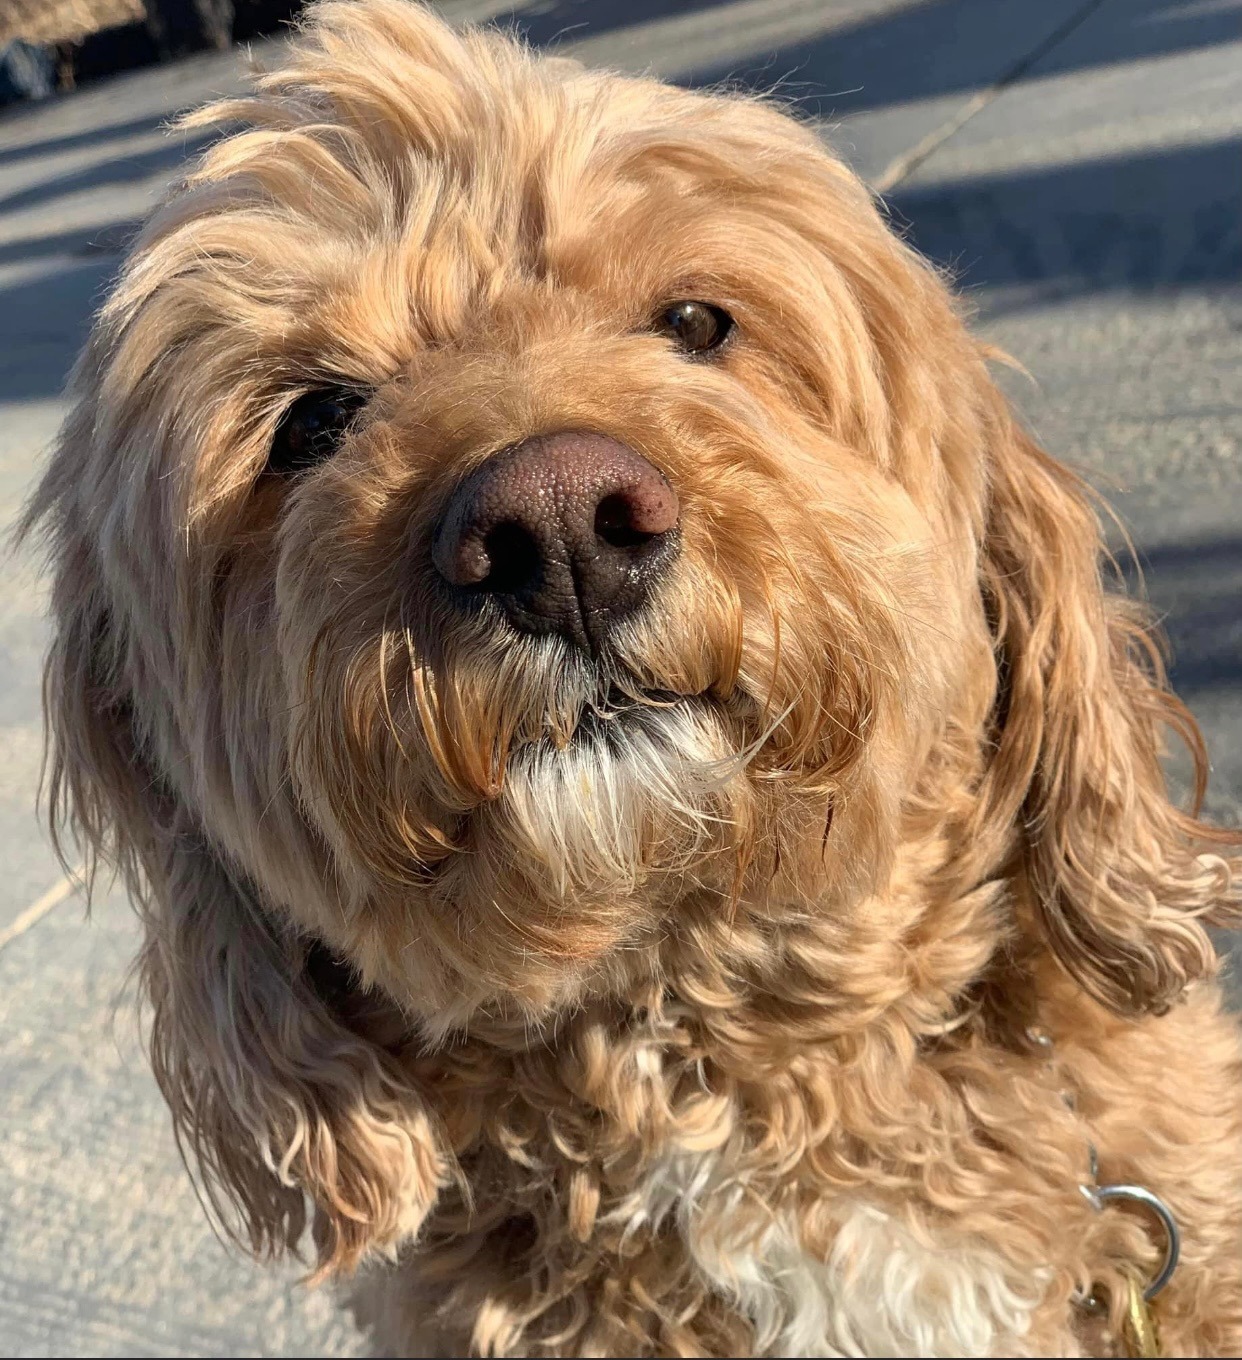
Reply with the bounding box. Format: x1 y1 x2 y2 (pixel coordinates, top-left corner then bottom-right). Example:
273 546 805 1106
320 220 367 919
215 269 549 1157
1122 1272 1161 1358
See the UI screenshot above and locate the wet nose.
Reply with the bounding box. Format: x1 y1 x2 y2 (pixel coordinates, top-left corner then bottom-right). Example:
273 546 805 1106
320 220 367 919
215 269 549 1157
431 431 680 649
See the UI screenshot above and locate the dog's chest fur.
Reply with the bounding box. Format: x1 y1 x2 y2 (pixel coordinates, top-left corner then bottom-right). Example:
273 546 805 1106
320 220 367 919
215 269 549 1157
393 1004 1086 1355
621 1148 1045 1357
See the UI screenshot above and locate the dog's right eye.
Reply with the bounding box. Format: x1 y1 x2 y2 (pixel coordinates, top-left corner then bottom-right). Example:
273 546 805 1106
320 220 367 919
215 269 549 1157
653 301 734 355
268 388 366 475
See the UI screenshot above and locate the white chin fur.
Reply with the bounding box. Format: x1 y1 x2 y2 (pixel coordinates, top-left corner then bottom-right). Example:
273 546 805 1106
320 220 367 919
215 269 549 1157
496 700 738 899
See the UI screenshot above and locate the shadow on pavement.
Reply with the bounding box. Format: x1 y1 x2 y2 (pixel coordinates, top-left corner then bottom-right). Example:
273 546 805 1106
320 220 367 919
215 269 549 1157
886 137 1242 305
0 111 174 168
0 128 214 218
0 220 140 268
0 257 117 403
679 0 1242 118
502 0 726 48
1120 537 1242 699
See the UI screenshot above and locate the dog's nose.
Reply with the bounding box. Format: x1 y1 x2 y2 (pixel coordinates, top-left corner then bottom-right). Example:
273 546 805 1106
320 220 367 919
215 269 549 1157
432 432 680 648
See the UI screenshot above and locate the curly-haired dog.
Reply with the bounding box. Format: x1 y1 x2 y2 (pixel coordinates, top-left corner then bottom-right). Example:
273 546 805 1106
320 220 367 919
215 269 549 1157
22 1 1242 1354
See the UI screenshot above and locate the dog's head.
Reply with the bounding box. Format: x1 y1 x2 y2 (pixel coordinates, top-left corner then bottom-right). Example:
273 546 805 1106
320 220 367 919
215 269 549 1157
25 0 1230 1276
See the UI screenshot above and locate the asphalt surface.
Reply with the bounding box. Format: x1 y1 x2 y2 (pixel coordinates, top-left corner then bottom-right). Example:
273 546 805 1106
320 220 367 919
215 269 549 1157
1 0 1240 1353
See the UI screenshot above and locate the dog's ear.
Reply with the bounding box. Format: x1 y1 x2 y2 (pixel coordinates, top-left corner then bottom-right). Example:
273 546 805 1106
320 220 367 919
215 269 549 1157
976 401 1237 1015
139 828 448 1275
26 506 446 1276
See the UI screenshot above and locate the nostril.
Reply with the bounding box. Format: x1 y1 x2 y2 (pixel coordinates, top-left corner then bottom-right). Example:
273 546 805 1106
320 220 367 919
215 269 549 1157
481 521 542 594
594 493 656 550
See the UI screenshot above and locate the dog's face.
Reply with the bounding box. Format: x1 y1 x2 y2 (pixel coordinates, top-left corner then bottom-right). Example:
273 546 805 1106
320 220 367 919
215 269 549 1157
42 0 992 1025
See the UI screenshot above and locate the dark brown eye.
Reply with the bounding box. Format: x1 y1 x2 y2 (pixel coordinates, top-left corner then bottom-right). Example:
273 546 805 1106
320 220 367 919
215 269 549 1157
269 388 366 475
654 301 734 355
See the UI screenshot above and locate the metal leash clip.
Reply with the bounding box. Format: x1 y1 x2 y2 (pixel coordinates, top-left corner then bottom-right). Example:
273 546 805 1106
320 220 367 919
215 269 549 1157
1078 1143 1181 1358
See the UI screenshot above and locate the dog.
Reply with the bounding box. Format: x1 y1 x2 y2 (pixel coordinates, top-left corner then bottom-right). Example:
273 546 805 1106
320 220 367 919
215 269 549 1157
21 1 1242 1353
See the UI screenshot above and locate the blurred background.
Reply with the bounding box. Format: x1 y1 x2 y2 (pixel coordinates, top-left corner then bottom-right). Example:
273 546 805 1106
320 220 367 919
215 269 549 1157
1 0 1239 1353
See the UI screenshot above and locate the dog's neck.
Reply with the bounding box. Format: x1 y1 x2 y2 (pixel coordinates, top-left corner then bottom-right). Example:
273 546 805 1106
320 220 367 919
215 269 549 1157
359 896 1101 1356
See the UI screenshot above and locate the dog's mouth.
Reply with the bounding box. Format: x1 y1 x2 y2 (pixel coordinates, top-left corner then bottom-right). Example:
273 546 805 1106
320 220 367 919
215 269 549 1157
528 682 719 755
575 683 699 735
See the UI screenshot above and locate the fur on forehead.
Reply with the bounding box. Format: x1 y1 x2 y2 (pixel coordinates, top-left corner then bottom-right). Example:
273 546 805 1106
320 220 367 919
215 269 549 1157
101 0 978 514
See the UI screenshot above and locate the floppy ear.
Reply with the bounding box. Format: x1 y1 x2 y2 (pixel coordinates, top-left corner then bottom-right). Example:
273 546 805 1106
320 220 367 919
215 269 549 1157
975 401 1238 1015
28 496 447 1277
139 827 447 1275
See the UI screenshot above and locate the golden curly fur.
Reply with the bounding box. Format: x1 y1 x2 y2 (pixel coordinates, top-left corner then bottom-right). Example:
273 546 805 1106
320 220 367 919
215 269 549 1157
21 1 1242 1353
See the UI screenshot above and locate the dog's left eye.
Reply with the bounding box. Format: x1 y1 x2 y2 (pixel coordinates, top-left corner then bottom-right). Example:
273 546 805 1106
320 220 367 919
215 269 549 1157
269 388 367 475
654 301 734 355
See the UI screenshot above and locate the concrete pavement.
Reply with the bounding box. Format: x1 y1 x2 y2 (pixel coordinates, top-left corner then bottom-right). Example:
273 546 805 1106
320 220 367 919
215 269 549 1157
2 1 1239 1353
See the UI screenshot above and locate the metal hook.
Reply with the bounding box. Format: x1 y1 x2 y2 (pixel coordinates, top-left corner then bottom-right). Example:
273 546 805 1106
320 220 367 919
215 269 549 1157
1079 1181 1180 1301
